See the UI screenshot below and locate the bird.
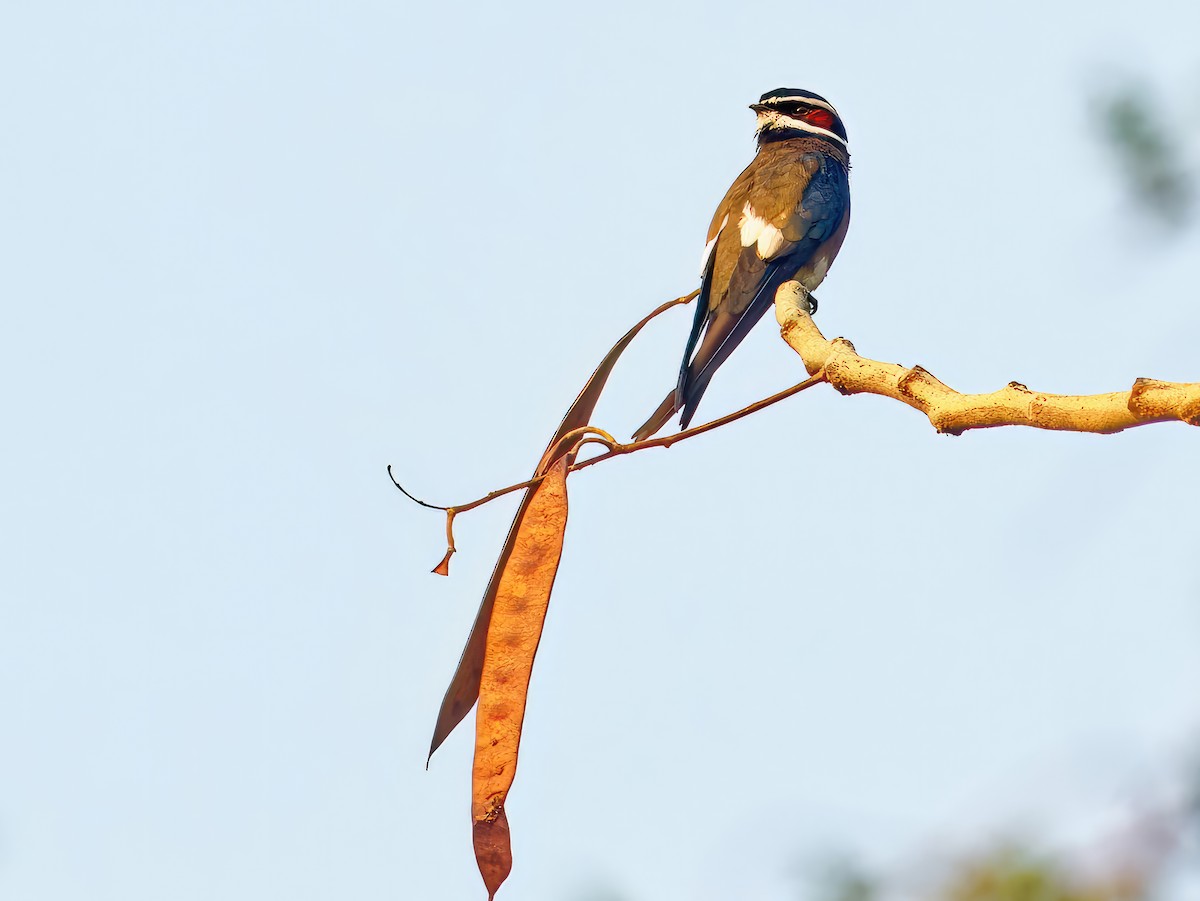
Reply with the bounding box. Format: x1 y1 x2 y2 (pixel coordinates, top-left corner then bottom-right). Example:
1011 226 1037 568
632 88 851 441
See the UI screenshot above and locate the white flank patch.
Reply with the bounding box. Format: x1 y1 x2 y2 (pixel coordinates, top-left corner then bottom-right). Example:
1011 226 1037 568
738 202 767 247
700 214 728 275
739 203 787 260
800 256 830 290
756 223 787 259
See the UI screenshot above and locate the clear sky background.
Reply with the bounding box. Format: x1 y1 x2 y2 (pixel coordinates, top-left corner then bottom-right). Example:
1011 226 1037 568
2 2 1198 899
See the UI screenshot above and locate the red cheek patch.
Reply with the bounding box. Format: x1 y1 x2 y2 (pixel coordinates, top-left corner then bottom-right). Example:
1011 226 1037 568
803 109 835 130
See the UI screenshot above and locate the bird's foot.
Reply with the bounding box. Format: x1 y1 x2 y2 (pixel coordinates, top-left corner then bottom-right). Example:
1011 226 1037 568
774 281 817 318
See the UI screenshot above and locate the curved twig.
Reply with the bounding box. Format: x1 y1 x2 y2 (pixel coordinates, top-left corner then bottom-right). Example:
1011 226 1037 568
388 465 451 511
540 426 619 473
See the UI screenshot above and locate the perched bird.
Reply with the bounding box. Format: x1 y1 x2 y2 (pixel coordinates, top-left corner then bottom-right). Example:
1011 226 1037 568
633 88 851 441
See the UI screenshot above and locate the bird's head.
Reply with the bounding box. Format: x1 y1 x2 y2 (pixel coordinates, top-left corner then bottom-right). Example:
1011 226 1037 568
751 88 848 150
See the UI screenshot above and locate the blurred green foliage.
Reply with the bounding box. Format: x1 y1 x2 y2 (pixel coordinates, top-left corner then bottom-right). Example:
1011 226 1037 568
1094 80 1194 229
935 847 1136 901
811 857 878 901
800 757 1200 901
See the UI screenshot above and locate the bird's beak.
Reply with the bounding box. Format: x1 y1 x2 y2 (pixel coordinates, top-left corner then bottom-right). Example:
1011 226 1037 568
749 103 770 113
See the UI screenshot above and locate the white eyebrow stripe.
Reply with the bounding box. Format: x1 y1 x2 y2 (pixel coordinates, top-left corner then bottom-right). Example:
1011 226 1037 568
763 96 839 115
755 110 848 148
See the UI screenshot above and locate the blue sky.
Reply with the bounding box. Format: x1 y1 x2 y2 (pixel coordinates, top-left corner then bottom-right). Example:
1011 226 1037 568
1 1 1198 899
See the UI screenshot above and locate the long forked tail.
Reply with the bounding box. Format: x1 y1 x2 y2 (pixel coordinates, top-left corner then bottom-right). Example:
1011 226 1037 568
631 290 776 442
677 289 778 427
632 263 797 442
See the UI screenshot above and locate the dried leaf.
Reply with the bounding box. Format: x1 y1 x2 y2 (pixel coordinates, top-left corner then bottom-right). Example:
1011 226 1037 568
472 808 511 900
431 548 453 577
427 295 692 759
471 456 569 898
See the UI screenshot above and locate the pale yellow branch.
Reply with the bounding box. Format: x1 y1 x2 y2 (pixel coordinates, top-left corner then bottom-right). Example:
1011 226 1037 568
774 282 1200 435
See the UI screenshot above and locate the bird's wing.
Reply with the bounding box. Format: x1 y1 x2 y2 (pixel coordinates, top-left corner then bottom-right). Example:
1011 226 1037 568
630 184 740 443
676 152 849 429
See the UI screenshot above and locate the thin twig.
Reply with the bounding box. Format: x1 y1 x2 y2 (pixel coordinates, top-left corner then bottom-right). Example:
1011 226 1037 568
569 369 827 473
396 369 828 537
393 427 618 575
391 425 618 518
541 426 619 473
387 465 451 511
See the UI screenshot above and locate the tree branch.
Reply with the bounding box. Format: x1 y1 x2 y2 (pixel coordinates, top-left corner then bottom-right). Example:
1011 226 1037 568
774 282 1200 435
